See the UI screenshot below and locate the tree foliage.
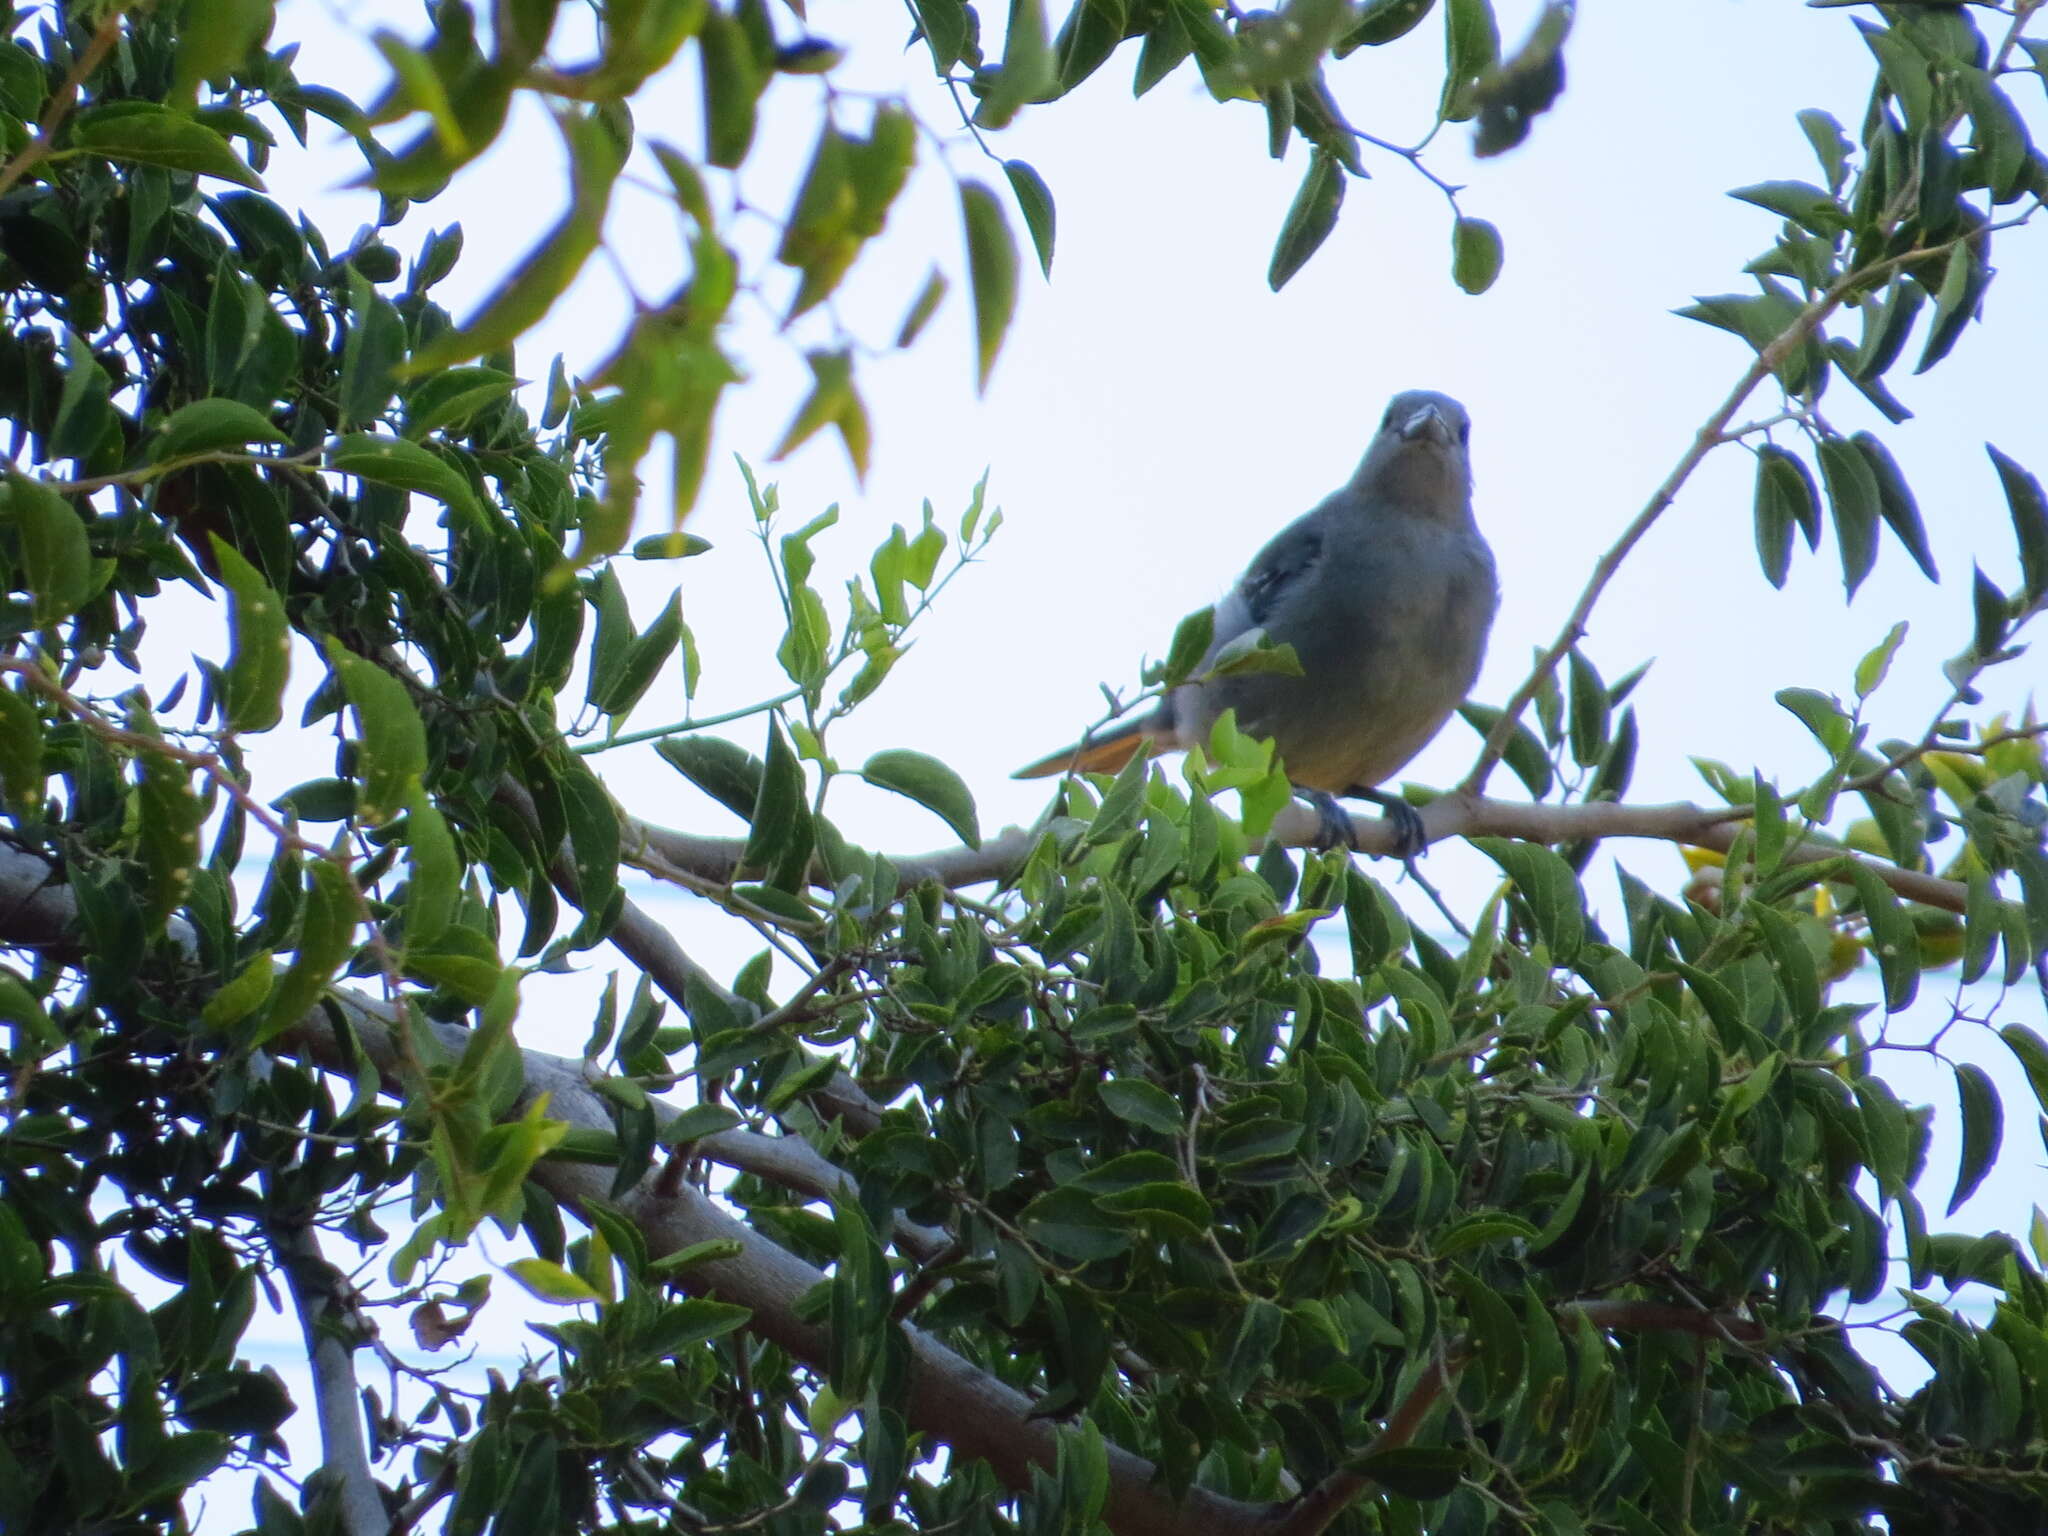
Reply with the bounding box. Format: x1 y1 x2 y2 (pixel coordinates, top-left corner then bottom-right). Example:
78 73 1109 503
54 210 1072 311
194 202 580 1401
1 3 2047 1536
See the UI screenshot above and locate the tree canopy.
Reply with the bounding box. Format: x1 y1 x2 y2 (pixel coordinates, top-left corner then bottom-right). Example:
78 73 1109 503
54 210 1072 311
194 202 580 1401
1 3 2048 1536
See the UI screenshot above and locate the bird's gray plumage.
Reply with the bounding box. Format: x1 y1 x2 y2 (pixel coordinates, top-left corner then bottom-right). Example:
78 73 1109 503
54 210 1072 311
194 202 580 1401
1017 389 1498 849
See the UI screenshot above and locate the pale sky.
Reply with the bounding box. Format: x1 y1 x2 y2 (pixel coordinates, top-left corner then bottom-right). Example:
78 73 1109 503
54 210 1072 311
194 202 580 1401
166 1 2048 1520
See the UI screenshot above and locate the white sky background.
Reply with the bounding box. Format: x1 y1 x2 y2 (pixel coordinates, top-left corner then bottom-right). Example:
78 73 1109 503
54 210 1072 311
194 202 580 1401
174 0 2048 1523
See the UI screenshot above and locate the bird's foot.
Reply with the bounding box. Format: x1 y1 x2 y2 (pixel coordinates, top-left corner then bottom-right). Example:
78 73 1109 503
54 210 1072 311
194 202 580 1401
1357 788 1428 861
1300 789 1358 853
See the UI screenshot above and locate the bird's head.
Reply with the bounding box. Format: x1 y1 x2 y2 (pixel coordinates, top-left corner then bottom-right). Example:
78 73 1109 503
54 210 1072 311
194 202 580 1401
1354 389 1474 515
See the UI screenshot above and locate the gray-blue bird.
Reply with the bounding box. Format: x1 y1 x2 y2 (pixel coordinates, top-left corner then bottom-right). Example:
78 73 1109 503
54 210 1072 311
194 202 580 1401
1015 390 1498 854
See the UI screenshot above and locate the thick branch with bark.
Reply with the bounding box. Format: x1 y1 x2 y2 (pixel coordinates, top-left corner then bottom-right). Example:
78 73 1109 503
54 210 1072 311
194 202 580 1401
260 1202 387 1536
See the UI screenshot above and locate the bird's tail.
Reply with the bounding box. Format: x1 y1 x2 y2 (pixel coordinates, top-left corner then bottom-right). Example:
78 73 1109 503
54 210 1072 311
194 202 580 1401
1012 720 1163 780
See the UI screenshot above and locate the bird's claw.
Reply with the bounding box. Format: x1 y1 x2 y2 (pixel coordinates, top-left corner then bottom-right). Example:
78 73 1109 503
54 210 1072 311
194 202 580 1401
1377 796 1427 861
1302 789 1358 853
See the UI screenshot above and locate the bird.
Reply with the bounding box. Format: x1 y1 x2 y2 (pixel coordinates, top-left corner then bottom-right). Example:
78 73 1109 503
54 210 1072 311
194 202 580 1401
1014 389 1498 857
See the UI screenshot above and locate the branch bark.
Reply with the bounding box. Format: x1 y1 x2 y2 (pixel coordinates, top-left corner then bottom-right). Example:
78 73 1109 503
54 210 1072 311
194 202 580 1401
629 791 1967 913
260 1201 387 1536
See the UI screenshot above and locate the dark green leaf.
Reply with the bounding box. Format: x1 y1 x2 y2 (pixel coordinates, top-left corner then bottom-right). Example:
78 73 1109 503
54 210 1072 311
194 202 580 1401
1851 432 1937 580
1986 445 2048 606
1339 0 1437 53
1003 160 1056 277
1948 1062 2001 1215
742 718 814 893
1457 702 1552 798
1438 0 1500 122
1817 435 1880 597
1350 1446 1467 1499
862 749 981 848
1268 149 1343 291
4 473 94 625
329 433 483 530
69 102 264 188
152 398 288 462
1473 838 1585 961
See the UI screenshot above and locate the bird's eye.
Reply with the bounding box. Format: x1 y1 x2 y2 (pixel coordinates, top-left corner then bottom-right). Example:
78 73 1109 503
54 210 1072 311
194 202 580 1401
1458 422 1470 445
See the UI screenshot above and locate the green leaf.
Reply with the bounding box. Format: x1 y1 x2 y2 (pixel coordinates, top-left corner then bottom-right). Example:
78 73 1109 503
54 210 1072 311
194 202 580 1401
1730 179 1849 236
741 718 815 894
1099 1078 1183 1135
895 268 949 349
1948 1062 2001 1215
657 735 765 821
506 1257 602 1304
68 102 264 188
151 398 288 462
1457 702 1553 798
1753 450 1794 589
1268 149 1343 291
339 267 405 429
1986 445 2048 607
0 40 47 119
404 366 518 441
1350 1446 1467 1500
323 639 427 825
251 859 358 1045
910 0 970 71
208 538 290 733
1757 445 1822 555
1853 620 1907 700
1451 216 1503 294
1841 861 1919 1013
401 783 460 950
771 350 871 482
1340 0 1437 52
128 707 204 927
978 0 1055 129
1565 647 1607 769
4 473 93 625
1851 433 1937 581
631 531 714 561
0 688 43 815
961 182 1019 393
1473 838 1585 961
2000 1024 2048 1118
1816 435 1880 598
1160 605 1216 687
861 749 981 848
1916 240 1986 375
1439 0 1500 122
329 433 483 530
593 592 685 720
1003 160 1056 277
700 6 761 168
200 950 276 1031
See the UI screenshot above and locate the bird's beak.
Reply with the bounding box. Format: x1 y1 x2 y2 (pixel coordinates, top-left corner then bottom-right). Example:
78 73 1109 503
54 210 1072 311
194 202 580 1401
1397 402 1453 447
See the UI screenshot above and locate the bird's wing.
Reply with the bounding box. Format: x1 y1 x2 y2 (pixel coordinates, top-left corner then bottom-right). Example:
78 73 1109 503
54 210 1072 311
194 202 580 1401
1234 512 1328 631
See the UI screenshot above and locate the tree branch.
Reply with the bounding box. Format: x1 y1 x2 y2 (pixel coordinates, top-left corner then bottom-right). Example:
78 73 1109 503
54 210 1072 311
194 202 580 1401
260 1199 386 1536
629 791 1968 913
